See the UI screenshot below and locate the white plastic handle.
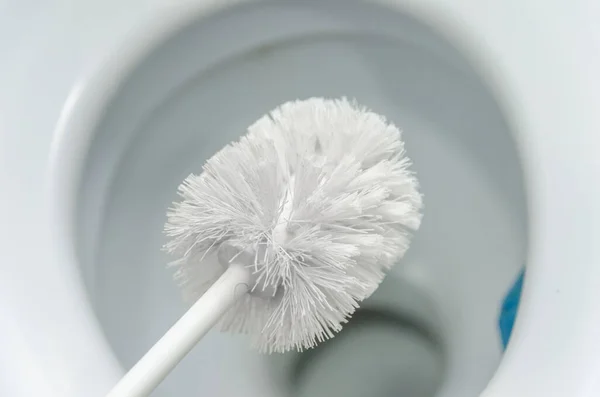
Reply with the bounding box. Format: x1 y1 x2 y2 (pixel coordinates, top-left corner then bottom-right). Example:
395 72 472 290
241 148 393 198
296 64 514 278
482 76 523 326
106 264 250 397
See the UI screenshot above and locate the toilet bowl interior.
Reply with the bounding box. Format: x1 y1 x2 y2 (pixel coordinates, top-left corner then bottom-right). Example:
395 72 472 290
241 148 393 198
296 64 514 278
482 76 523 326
73 1 528 396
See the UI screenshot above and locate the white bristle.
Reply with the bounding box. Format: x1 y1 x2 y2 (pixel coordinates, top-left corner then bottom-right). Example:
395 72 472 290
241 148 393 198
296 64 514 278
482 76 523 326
164 97 423 353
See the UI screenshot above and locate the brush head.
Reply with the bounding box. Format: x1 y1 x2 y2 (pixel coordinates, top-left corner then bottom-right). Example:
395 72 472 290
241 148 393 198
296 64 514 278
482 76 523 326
164 97 423 353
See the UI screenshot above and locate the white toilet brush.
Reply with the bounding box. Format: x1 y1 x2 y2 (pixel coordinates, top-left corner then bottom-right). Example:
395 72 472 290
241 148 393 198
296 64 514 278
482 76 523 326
106 97 423 397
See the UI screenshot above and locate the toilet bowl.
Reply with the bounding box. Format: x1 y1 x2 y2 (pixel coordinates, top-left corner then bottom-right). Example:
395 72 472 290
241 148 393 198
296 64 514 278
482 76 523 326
1 1 599 397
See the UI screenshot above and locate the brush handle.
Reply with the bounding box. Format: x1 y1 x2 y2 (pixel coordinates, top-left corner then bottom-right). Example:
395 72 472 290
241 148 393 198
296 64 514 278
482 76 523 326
106 264 250 397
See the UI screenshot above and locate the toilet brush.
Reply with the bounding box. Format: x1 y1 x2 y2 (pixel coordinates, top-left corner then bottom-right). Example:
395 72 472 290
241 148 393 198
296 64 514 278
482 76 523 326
106 97 423 397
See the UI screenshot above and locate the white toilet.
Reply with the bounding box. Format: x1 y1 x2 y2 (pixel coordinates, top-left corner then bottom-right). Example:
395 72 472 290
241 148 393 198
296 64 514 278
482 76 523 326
1 1 599 396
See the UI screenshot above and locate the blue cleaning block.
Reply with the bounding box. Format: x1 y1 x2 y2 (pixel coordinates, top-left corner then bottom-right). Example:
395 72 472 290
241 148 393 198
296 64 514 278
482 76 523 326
498 269 525 349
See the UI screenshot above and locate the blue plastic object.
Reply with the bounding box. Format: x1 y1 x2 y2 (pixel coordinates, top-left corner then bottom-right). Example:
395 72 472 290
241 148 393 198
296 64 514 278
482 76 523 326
498 269 525 349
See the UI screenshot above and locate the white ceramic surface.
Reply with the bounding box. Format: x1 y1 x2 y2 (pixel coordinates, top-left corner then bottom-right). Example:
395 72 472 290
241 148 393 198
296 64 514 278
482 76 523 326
71 3 527 395
1 1 600 397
